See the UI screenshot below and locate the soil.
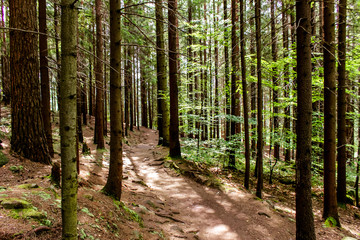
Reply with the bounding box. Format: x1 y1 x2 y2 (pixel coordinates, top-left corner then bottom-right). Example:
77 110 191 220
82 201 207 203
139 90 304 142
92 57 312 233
0 106 360 240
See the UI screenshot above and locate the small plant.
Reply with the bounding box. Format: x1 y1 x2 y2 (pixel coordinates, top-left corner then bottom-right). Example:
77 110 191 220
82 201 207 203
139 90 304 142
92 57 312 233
324 217 338 227
81 207 95 217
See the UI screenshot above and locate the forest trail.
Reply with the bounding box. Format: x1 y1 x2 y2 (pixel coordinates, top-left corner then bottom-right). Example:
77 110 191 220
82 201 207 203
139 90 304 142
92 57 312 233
118 127 296 240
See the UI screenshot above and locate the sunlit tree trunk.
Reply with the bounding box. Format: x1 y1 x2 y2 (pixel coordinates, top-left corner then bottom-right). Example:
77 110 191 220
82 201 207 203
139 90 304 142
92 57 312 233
156 0 170 145
60 0 78 238
10 0 51 164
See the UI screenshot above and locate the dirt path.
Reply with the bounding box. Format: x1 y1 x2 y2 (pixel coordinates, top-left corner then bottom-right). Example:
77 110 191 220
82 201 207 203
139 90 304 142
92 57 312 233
122 127 296 240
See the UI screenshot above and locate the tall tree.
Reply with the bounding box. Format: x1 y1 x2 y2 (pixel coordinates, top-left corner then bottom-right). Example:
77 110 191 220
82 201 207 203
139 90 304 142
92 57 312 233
283 2 291 163
295 0 316 237
1 0 9 106
229 0 240 169
156 0 170 146
224 0 230 142
94 0 105 149
271 0 279 162
240 0 250 189
323 0 340 225
141 59 148 128
103 0 123 200
39 0 54 157
337 0 347 205
9 0 51 164
255 0 263 199
60 0 78 238
168 0 181 158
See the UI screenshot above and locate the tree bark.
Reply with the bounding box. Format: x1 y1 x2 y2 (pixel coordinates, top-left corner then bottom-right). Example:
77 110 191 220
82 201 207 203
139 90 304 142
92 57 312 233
295 0 316 237
271 0 279 163
103 0 123 200
283 2 291 163
229 0 240 168
240 0 250 189
156 0 170 145
10 0 51 164
168 0 181 158
255 0 263 199
94 0 105 148
60 0 78 238
224 0 231 142
323 0 340 225
337 0 347 205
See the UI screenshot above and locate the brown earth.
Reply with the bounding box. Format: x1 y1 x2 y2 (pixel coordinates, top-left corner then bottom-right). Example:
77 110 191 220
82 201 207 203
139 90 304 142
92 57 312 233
0 106 359 239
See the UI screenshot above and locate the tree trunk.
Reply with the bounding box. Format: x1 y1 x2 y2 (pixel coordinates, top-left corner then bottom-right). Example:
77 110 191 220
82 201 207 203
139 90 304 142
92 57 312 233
229 0 240 168
240 0 250 189
39 0 54 157
168 0 181 158
141 59 148 128
337 0 347 205
103 0 123 200
156 0 169 145
1 0 9 106
255 0 263 199
224 0 230 142
323 0 340 225
94 0 104 148
283 2 291 163
10 0 51 164
60 0 78 238
271 0 279 162
295 0 316 237
249 0 257 166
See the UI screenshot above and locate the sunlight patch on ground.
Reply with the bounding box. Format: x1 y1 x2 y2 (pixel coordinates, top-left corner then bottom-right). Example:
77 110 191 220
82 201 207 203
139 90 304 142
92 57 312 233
206 224 239 239
341 223 360 237
191 205 215 214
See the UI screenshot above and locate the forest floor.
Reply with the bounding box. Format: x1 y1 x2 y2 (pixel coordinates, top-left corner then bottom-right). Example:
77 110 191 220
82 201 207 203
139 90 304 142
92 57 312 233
0 106 360 239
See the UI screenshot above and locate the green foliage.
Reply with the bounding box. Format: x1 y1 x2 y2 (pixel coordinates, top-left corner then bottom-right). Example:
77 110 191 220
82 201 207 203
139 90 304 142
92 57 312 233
0 151 9 167
113 200 143 227
81 207 95 217
324 217 338 227
9 165 23 173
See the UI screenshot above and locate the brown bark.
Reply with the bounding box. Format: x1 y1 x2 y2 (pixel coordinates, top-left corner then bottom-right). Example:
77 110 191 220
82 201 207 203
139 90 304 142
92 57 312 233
283 3 291 163
323 0 340 225
271 0 279 162
10 0 51 164
103 0 123 200
240 0 250 189
141 59 148 127
250 0 256 162
39 0 54 157
255 0 263 199
168 0 181 158
229 0 240 168
337 0 347 205
1 0 9 105
156 0 170 145
224 0 230 142
295 0 316 237
94 0 104 149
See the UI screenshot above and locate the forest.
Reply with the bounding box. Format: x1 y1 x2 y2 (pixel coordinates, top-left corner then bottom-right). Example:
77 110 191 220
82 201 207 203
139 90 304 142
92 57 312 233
0 0 360 239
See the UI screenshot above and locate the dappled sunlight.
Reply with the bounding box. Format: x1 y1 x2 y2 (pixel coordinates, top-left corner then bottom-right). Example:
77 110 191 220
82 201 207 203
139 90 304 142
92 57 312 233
205 224 239 240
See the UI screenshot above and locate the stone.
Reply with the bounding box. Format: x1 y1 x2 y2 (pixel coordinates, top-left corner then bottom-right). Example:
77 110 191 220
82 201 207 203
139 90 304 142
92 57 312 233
1 198 32 209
